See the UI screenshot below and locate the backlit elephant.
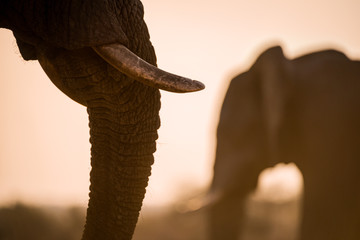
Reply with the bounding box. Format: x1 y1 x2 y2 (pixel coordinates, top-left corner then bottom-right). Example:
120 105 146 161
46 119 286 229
209 46 360 240
1 1 204 240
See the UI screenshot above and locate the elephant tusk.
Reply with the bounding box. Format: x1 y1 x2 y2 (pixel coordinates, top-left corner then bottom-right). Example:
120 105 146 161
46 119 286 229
92 44 205 93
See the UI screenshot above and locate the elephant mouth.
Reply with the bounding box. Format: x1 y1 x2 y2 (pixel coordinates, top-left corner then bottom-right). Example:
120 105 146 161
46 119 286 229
93 44 205 93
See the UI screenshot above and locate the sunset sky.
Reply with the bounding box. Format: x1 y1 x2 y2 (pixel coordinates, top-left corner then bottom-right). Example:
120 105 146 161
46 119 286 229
1 0 360 208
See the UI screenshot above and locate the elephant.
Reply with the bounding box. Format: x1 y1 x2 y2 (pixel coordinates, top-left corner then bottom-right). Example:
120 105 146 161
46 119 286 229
1 1 204 240
208 46 360 240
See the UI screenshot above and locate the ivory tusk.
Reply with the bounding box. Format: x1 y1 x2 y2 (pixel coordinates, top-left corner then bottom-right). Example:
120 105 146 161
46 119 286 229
92 44 205 93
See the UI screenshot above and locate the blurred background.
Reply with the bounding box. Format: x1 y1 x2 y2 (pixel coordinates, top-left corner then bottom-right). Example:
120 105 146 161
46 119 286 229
1 0 360 239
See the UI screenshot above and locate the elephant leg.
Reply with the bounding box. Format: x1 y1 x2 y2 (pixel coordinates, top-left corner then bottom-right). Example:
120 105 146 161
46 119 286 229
300 170 360 240
300 193 335 240
208 194 246 240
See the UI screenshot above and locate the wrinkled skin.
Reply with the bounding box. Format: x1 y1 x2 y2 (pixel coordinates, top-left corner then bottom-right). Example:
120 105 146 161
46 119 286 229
1 1 203 239
209 46 360 240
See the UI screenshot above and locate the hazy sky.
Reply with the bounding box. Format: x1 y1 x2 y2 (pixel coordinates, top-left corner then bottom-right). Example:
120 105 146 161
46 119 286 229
1 0 360 207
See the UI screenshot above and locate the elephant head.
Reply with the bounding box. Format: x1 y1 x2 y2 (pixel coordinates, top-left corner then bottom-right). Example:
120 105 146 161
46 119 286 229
1 1 204 239
208 47 288 240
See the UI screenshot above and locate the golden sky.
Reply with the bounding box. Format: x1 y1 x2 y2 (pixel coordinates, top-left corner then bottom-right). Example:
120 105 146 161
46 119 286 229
1 0 360 207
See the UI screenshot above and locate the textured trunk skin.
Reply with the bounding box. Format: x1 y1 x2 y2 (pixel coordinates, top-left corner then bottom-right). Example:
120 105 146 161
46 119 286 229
36 44 160 240
82 84 160 240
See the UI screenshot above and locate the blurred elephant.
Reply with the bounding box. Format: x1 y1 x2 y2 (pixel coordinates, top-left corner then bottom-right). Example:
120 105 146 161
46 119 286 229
1 1 204 240
208 46 360 240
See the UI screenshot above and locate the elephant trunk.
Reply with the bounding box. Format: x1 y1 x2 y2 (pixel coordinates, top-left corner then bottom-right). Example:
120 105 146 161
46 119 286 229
82 85 160 240
36 45 162 240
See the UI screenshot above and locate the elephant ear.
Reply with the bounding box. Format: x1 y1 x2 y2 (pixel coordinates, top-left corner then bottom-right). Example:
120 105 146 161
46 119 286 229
15 37 37 60
5 0 129 55
252 46 290 166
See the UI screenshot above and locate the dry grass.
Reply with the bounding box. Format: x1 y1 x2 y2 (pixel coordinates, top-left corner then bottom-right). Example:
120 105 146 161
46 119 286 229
0 193 301 240
134 195 301 240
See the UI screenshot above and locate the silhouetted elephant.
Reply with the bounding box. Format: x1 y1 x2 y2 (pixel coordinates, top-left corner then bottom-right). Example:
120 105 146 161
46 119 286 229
209 46 360 240
1 1 204 239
